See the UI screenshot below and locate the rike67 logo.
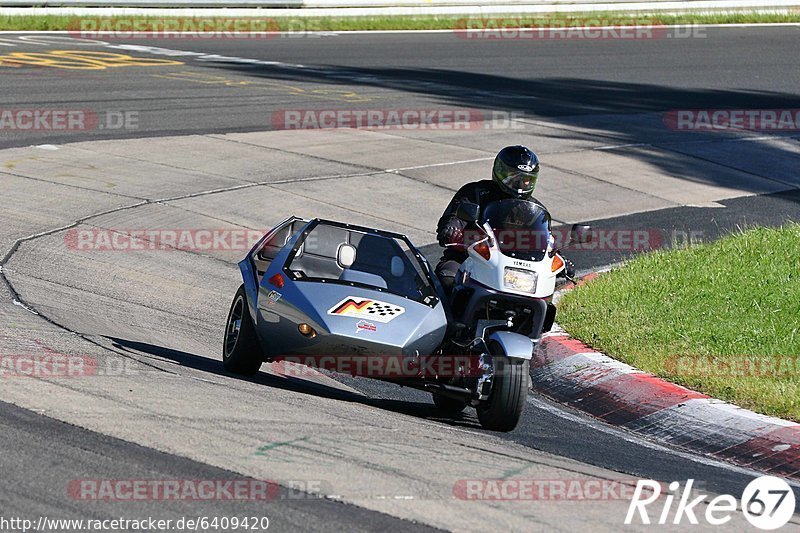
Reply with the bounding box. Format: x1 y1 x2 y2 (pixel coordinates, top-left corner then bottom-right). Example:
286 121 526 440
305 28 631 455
626 476 796 529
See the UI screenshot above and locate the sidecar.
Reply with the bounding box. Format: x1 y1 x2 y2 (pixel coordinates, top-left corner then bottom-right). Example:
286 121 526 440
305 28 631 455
223 217 449 377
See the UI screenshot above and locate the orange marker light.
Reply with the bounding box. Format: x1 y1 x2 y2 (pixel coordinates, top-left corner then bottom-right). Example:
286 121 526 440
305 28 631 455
298 323 316 338
551 254 565 273
474 241 491 260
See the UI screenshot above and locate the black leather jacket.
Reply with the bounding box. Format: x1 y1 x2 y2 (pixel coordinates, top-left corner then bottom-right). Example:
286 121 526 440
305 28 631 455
436 179 546 262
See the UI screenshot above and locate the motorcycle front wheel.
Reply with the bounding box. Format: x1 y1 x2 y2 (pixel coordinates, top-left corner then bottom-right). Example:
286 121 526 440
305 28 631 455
476 341 529 432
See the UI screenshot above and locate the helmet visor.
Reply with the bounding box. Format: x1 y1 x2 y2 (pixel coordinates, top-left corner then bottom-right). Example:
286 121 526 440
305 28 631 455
501 170 538 195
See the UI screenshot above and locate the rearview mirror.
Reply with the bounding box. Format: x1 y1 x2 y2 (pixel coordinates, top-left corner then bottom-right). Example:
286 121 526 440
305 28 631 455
455 202 480 224
570 224 593 245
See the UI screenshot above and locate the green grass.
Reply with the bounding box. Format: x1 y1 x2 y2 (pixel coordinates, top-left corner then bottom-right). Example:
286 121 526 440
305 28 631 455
558 224 800 421
0 11 799 32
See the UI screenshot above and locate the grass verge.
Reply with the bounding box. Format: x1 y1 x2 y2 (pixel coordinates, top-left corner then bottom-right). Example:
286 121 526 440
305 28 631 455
558 224 800 421
0 11 799 32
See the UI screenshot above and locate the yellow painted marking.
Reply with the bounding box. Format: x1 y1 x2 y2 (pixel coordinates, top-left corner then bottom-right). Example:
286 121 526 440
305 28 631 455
2 156 47 170
0 50 183 70
153 71 373 103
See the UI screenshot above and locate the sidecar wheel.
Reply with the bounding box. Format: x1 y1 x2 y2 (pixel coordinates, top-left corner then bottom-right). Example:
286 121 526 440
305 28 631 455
223 285 262 376
476 341 528 432
432 393 469 414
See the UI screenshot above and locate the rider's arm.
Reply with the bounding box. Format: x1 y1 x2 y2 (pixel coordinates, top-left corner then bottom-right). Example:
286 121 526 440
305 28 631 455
436 183 476 246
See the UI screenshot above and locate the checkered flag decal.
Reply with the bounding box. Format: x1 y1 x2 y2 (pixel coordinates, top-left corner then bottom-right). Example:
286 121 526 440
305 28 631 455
328 297 406 323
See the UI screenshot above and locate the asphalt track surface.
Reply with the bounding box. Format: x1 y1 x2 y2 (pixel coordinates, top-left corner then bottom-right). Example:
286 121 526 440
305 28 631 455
1 27 800 531
1 27 800 148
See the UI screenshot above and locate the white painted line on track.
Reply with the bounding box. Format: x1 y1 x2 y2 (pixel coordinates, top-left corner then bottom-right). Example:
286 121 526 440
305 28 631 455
593 143 651 150
386 156 494 173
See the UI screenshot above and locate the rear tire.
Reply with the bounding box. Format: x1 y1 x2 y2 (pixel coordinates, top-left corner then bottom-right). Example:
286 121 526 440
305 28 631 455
432 393 469 414
476 341 528 432
223 285 262 376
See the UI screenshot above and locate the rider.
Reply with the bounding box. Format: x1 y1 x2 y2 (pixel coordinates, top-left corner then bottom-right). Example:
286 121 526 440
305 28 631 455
434 145 575 293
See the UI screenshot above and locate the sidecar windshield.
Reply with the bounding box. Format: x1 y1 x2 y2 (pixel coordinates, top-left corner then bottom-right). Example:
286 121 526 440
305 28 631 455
482 199 552 261
283 220 438 306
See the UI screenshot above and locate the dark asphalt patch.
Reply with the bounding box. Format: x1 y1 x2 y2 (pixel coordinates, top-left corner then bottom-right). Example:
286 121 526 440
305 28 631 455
0 399 437 532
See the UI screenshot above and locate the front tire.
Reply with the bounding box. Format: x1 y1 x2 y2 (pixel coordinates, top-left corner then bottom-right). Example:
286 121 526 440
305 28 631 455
476 341 528 432
223 285 262 376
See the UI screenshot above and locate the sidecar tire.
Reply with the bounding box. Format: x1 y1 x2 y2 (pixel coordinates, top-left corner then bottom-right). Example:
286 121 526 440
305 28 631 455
476 341 528 432
223 285 262 376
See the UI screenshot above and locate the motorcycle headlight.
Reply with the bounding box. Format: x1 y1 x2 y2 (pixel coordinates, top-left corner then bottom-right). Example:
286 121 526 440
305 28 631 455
504 267 537 293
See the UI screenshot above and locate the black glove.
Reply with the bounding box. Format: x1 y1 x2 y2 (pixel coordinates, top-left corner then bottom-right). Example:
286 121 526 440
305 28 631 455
564 258 576 279
556 256 576 279
439 224 465 249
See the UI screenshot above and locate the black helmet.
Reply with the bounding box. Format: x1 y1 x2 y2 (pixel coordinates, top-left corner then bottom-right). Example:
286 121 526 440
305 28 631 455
492 145 540 199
